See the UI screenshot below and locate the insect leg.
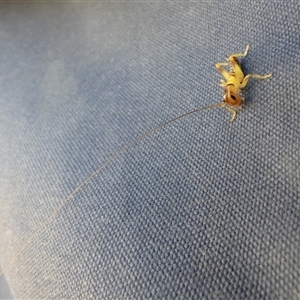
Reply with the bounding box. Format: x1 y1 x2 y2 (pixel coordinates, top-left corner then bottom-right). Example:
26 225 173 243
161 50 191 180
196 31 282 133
215 63 230 81
219 79 227 87
229 44 250 58
241 73 272 88
216 62 229 66
218 103 238 122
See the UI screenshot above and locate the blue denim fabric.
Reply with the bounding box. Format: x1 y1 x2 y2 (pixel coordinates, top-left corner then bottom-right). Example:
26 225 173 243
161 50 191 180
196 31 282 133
0 1 299 299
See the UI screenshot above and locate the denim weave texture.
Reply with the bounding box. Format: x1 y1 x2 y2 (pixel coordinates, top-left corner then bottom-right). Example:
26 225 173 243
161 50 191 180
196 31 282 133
0 1 299 299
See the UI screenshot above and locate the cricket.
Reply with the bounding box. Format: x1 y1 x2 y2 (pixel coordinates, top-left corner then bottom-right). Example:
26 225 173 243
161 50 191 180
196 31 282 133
0 45 272 277
216 44 272 121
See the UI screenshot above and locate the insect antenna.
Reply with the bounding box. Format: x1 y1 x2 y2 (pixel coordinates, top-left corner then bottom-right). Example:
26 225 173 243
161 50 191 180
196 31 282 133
0 102 224 277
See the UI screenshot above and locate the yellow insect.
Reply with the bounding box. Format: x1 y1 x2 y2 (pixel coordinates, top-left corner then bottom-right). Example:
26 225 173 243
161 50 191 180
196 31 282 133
0 45 273 278
215 44 272 121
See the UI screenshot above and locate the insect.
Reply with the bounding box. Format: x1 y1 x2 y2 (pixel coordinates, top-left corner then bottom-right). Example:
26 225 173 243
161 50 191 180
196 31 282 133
215 44 272 121
0 45 272 277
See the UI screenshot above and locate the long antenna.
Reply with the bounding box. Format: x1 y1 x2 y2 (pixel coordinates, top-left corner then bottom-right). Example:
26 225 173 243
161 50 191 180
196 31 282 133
0 102 223 276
